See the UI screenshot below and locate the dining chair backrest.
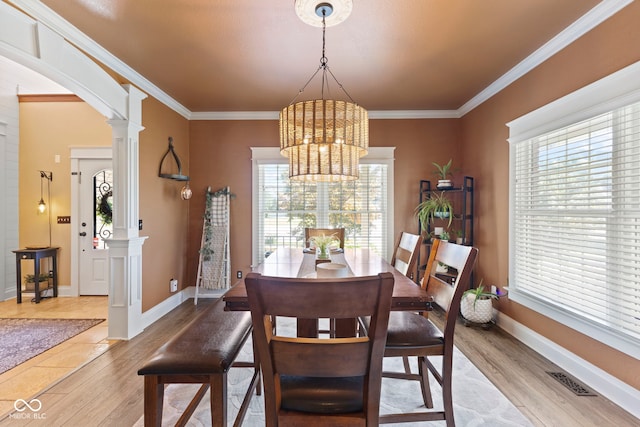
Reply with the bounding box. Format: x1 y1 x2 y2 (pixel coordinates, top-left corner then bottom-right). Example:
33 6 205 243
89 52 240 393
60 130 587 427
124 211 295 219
390 232 423 277
379 239 478 425
304 227 346 249
245 272 394 426
423 239 478 338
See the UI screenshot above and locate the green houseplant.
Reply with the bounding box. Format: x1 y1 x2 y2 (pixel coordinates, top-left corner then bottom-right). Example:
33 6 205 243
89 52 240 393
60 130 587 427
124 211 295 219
308 233 341 260
460 282 504 324
24 273 50 292
433 159 453 189
416 191 454 230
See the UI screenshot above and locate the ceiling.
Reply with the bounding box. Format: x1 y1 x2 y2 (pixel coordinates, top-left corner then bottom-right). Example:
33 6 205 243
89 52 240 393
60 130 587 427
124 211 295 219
24 1 603 113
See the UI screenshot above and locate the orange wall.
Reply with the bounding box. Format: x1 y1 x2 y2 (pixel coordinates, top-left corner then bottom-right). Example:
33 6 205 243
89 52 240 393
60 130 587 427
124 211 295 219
187 119 461 287
139 97 190 311
460 1 640 389
18 100 112 286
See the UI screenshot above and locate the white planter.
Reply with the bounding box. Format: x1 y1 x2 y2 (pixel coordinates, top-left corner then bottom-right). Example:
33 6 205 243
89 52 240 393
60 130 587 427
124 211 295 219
437 179 453 189
436 263 448 273
460 294 494 323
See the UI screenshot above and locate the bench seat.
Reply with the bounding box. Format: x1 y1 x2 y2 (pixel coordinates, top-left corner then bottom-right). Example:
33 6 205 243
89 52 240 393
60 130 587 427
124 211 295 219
138 298 258 427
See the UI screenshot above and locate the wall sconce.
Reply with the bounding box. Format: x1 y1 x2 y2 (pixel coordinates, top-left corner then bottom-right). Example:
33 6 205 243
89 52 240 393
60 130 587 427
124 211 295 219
38 171 53 213
158 136 191 200
38 170 53 247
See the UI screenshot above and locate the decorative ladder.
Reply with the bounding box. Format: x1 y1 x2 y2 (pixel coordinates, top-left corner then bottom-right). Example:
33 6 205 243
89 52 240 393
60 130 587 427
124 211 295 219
194 186 231 304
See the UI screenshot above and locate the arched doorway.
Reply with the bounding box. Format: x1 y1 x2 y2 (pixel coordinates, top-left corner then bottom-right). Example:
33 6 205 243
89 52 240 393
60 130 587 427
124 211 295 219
0 2 147 339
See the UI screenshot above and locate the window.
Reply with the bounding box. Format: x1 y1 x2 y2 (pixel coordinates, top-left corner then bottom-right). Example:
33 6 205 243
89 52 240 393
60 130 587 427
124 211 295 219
251 147 394 267
508 61 640 358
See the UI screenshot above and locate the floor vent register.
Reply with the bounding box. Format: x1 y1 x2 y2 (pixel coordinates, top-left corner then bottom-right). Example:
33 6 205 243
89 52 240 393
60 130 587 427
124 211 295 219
546 371 597 396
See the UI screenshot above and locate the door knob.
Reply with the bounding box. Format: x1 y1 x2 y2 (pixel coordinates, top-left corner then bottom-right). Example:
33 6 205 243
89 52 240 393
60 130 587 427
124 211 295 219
79 232 87 236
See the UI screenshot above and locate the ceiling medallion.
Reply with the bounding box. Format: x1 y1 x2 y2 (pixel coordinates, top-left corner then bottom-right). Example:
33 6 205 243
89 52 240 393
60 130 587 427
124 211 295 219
295 0 353 27
281 1 368 182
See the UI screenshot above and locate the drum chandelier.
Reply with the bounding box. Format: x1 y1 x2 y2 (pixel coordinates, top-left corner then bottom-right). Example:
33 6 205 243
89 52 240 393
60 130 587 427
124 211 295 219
280 1 368 182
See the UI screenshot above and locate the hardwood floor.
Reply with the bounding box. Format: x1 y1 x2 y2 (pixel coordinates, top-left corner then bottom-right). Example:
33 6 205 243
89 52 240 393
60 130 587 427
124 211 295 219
0 298 637 426
429 311 639 427
0 296 113 419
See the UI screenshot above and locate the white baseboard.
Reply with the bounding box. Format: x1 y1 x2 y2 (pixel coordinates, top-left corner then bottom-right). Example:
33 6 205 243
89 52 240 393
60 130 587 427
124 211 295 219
140 289 190 329
495 312 640 419
185 285 227 300
140 286 227 329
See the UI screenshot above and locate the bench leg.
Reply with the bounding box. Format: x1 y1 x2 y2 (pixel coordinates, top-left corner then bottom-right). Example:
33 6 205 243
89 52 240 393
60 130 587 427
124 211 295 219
176 384 210 427
211 373 226 427
144 376 164 427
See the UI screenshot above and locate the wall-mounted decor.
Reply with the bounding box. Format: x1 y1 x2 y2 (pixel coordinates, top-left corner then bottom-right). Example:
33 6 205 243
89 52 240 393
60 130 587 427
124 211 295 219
158 137 189 181
158 136 191 199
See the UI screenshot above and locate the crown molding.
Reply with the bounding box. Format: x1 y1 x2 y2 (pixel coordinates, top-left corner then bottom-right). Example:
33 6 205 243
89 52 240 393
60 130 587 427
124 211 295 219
458 0 633 116
9 0 632 121
8 0 191 120
369 110 460 119
189 111 279 121
190 109 460 120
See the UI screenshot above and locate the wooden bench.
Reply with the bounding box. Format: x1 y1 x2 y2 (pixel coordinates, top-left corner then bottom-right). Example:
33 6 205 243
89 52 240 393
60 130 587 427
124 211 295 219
138 298 259 427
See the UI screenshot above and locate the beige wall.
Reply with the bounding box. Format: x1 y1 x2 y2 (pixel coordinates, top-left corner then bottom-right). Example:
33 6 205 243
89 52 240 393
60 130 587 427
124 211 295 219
460 1 640 389
18 100 111 286
18 96 191 312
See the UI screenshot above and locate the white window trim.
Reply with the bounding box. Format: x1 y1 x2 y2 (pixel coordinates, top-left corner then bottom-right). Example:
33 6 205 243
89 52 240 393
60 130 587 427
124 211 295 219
250 147 395 268
507 60 640 359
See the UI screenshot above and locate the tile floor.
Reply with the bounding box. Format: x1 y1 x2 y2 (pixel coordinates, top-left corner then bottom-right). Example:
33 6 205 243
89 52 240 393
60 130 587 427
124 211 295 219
0 296 113 418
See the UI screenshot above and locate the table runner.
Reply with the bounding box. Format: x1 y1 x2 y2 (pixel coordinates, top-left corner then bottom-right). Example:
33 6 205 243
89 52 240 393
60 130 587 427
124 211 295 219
296 252 355 278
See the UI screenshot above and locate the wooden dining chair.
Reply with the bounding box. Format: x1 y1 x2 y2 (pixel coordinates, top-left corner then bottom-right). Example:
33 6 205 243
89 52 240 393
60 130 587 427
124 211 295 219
245 272 394 426
378 239 478 426
390 231 423 278
304 227 346 249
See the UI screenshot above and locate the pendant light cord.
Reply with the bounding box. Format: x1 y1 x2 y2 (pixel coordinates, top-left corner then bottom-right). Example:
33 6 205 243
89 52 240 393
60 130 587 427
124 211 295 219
47 177 52 247
286 6 358 106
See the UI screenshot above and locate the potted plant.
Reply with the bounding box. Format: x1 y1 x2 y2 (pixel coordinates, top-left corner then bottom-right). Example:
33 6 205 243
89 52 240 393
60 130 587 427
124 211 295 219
453 229 464 244
416 191 454 230
308 233 340 260
436 261 449 273
433 159 453 189
440 230 450 242
460 282 505 325
24 273 50 292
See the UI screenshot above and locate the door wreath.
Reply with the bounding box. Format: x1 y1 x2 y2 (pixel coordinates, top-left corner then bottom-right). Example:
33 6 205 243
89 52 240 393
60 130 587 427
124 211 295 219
97 190 113 225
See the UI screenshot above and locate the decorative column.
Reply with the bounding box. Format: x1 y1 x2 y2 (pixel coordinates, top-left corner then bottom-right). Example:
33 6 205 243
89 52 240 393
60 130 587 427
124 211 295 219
105 84 148 340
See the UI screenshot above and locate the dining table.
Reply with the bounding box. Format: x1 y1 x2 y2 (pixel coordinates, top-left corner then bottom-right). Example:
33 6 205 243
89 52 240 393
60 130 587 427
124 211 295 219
223 247 432 337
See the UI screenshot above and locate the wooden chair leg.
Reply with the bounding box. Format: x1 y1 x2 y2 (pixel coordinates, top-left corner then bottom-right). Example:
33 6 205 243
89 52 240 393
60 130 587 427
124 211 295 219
210 373 226 427
144 376 164 427
442 356 455 427
418 356 434 408
402 355 412 374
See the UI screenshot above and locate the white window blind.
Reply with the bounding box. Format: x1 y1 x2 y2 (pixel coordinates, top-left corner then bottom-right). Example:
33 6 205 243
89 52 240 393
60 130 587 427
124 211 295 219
251 147 394 267
510 98 640 357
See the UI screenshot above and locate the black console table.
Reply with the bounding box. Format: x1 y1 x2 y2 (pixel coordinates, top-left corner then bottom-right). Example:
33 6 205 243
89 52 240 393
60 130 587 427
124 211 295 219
12 247 59 303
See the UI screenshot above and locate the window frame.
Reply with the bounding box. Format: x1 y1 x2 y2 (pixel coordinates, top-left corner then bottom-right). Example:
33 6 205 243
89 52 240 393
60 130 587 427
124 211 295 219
507 60 640 359
251 146 395 268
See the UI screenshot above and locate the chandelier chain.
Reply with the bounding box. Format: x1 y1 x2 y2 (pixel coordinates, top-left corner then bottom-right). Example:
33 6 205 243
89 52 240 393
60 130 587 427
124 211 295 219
286 4 357 106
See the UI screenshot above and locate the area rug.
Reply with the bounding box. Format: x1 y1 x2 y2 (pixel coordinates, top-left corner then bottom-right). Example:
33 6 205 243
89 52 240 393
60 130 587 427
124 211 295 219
134 320 533 427
0 318 105 374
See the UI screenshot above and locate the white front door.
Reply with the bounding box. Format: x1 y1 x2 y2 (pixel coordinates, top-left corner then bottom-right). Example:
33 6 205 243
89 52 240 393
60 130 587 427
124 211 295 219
78 158 112 295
